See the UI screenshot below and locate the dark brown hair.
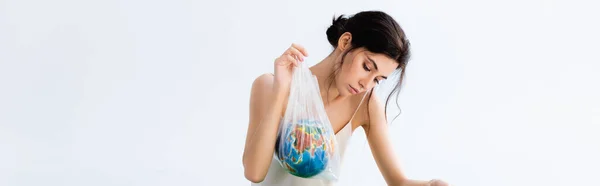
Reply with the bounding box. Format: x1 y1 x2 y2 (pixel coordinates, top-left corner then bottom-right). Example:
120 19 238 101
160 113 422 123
325 10 411 127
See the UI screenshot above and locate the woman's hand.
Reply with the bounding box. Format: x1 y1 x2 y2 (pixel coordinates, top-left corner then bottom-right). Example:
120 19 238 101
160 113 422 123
273 43 308 93
427 179 450 186
398 179 450 186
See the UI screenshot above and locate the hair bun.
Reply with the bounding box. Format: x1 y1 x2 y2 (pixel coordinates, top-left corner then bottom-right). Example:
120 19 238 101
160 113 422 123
326 15 348 47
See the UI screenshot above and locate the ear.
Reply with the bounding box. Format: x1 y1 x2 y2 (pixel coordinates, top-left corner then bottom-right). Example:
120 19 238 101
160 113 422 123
336 32 352 51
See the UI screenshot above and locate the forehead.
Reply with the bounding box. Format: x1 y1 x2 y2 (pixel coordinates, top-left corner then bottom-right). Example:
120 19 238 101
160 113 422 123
362 50 399 75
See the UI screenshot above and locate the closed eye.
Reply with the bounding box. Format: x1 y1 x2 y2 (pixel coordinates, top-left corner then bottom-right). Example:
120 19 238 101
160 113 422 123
364 63 383 84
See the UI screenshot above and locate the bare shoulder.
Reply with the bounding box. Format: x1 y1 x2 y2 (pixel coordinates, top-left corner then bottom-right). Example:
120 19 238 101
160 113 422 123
352 91 374 130
251 73 275 92
250 73 276 106
357 91 390 132
249 73 274 121
249 73 287 116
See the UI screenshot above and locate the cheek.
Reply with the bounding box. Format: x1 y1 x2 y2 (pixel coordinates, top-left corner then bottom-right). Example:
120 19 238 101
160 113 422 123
339 54 362 83
351 60 368 78
341 62 360 81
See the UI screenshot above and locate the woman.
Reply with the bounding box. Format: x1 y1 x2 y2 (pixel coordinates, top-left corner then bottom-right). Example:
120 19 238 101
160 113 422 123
242 11 449 186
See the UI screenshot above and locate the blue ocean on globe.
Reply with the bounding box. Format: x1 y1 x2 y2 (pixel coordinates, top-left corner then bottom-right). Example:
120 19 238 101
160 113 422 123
275 119 334 178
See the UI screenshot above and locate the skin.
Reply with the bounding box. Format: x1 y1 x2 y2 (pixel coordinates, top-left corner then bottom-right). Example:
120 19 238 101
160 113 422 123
243 33 449 186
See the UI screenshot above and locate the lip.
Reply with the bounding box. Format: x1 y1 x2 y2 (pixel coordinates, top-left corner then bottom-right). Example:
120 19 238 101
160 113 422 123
348 85 359 94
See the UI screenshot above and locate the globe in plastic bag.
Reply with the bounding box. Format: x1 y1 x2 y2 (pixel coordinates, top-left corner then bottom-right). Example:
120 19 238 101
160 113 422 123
274 119 335 178
274 61 341 181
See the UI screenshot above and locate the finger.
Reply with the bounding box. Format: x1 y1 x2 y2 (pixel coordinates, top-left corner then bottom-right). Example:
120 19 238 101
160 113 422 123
275 56 292 66
284 52 301 64
291 43 309 57
284 55 297 67
288 47 305 62
275 57 286 66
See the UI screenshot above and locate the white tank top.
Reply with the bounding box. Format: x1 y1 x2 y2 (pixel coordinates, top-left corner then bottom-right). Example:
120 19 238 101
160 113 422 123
251 93 368 186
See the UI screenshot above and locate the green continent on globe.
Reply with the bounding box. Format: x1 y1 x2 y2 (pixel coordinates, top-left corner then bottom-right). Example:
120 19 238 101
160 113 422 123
275 119 335 178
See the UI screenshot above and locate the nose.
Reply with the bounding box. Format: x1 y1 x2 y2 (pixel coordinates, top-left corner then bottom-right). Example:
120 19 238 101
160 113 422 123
359 75 378 90
358 82 365 91
358 80 373 91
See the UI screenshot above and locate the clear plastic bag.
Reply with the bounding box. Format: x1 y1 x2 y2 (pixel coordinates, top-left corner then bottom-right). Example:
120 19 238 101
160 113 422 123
274 61 341 181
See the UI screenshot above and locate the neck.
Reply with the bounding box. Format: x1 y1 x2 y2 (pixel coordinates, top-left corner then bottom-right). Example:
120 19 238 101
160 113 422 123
309 51 351 104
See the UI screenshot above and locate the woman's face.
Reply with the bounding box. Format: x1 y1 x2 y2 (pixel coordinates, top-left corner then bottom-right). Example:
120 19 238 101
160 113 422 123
335 47 399 96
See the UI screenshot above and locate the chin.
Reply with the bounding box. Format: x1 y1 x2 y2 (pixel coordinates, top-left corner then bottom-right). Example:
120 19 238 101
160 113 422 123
336 84 350 96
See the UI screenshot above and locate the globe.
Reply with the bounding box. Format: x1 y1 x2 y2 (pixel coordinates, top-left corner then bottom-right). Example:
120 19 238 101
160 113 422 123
275 119 335 178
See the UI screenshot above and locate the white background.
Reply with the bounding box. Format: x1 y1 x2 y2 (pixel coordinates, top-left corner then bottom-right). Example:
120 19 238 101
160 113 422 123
1 0 599 185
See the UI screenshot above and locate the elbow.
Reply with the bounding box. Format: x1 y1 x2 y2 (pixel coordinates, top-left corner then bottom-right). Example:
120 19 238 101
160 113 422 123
244 167 266 183
243 158 266 183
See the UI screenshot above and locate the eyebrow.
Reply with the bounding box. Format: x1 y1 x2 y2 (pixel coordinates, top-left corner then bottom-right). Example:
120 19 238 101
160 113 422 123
367 56 388 79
